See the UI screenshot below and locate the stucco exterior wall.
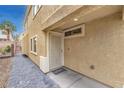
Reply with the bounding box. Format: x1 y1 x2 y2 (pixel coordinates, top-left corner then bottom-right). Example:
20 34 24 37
22 34 29 56
23 5 82 67
23 6 63 66
64 12 124 87
23 6 124 87
28 22 46 66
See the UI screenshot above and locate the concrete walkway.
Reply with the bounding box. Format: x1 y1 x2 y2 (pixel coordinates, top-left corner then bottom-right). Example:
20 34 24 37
47 68 109 88
6 54 59 88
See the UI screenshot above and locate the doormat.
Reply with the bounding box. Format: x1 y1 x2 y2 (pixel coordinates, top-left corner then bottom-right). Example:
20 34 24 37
52 68 67 75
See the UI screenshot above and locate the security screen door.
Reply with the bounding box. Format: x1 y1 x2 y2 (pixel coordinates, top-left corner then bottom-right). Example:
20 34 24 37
49 32 63 70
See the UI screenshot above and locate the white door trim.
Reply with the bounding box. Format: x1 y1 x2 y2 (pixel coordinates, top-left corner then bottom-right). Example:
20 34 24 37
47 31 64 71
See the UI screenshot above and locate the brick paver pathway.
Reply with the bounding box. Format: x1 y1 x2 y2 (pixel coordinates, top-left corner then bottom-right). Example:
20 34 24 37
0 58 11 88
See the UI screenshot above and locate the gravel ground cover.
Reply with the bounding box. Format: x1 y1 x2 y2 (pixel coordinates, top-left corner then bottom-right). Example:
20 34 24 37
7 54 59 88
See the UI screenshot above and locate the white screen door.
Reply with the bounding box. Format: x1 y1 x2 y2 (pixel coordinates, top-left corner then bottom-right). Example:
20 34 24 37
49 32 63 70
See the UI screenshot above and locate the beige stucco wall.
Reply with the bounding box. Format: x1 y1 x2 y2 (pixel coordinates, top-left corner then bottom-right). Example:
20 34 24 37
23 5 124 87
28 23 46 66
22 33 29 56
23 6 62 66
64 12 124 88
23 5 82 67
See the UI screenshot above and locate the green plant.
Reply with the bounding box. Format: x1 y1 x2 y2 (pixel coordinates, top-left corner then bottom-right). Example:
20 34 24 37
0 20 16 39
4 45 11 53
0 20 16 32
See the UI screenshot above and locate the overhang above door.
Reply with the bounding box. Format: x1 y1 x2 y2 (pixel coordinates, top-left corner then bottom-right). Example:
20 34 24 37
44 5 122 32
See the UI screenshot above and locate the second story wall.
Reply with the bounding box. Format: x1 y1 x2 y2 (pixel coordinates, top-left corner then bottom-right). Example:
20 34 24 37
25 5 83 32
25 5 61 30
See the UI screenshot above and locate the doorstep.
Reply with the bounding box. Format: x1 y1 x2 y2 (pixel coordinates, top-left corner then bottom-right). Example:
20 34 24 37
47 67 109 88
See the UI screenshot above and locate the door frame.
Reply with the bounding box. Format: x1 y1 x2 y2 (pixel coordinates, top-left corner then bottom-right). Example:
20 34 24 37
47 31 64 71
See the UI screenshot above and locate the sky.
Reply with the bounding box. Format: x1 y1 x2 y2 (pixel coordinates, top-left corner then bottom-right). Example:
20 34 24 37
0 5 27 35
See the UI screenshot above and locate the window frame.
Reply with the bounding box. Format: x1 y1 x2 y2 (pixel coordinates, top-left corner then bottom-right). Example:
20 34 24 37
30 35 37 55
32 5 41 18
30 39 32 50
64 24 85 39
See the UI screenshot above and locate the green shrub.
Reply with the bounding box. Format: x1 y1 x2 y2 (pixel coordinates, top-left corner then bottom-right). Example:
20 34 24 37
4 45 11 53
0 45 11 55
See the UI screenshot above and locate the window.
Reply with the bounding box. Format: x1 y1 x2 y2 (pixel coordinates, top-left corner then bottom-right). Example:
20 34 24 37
37 5 41 9
30 36 37 54
64 24 85 39
31 39 33 51
33 37 37 52
65 28 82 37
32 6 37 16
32 5 41 16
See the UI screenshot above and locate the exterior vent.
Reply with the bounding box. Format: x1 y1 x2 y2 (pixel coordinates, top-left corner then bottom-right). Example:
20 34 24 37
64 24 85 39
